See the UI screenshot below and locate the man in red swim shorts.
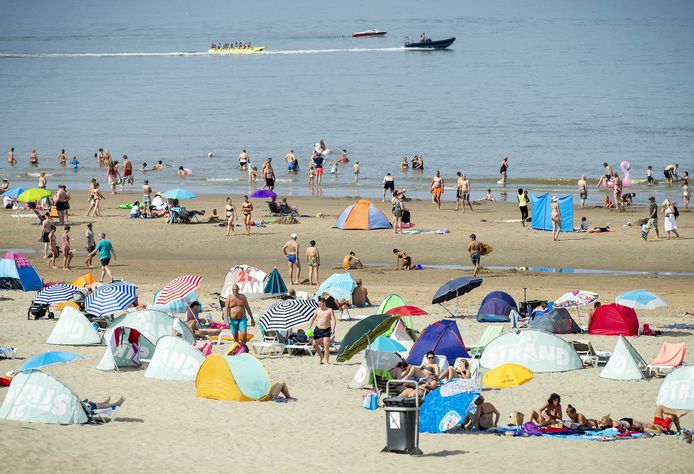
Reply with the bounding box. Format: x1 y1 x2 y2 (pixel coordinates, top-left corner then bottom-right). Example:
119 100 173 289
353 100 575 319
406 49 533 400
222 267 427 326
652 405 685 433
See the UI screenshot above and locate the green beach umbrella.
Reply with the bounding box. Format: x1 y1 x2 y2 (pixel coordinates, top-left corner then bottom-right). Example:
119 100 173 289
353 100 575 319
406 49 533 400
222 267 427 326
17 188 52 203
336 314 399 362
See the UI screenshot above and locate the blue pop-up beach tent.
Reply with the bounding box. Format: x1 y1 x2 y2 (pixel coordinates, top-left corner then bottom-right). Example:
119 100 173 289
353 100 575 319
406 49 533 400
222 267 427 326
407 319 469 365
531 194 573 232
476 291 517 322
0 252 42 291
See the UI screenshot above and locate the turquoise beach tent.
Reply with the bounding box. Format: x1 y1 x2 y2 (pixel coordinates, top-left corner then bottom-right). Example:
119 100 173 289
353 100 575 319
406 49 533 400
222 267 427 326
0 371 88 424
657 366 694 410
316 272 356 302
264 268 288 295
47 306 102 345
530 194 573 232
144 336 206 381
480 329 582 372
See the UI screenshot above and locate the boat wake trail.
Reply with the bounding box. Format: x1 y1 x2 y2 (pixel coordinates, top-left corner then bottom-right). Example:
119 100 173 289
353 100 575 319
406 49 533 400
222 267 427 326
0 47 405 59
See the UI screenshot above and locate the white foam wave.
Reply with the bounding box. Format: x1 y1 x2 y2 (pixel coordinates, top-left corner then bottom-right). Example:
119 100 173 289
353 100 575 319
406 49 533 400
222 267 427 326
205 178 240 182
0 47 405 59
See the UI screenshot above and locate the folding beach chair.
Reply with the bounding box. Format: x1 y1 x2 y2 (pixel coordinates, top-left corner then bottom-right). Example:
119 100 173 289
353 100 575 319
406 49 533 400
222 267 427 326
248 326 287 355
466 326 504 356
84 403 121 424
647 342 686 377
570 340 611 368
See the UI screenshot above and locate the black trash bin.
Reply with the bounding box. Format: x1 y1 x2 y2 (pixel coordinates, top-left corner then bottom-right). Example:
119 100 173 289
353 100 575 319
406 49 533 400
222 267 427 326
382 396 421 455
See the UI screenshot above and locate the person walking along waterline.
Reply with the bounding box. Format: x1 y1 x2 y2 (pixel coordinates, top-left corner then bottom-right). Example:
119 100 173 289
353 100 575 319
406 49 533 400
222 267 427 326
468 234 481 276
431 170 444 210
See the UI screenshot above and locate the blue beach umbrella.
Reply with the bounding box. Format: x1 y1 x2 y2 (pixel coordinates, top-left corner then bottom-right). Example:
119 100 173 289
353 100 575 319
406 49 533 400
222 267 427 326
368 336 406 353
162 188 197 200
419 380 480 433
19 351 84 372
316 273 356 303
3 188 25 199
33 283 77 305
85 281 137 316
616 290 667 310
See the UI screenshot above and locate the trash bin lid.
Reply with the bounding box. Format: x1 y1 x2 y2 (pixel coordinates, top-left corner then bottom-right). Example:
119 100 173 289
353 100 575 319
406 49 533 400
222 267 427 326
383 396 418 408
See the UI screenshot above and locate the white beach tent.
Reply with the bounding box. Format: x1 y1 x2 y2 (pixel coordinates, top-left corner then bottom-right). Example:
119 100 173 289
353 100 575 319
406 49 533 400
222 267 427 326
144 335 206 381
656 366 694 410
349 360 371 389
600 335 647 381
96 309 194 371
221 265 267 298
0 371 88 424
389 318 414 354
480 329 583 373
46 306 102 345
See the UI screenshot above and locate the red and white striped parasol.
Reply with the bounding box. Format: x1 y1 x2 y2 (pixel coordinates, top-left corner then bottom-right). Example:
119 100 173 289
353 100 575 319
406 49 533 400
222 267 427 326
155 275 202 305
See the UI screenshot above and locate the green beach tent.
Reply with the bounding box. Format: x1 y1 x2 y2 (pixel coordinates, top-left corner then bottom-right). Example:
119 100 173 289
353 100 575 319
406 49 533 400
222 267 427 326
0 371 88 424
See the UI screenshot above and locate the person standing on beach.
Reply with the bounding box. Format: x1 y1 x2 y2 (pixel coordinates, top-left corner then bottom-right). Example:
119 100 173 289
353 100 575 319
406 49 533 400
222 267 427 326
468 234 481 276
391 190 405 234
308 298 336 365
262 157 275 190
664 163 678 185
460 174 473 212
517 188 529 226
84 223 96 268
61 225 73 270
499 157 509 186
306 239 320 286
551 196 562 241
241 195 253 235
578 175 588 208
40 212 53 258
88 233 116 282
224 197 237 236
382 173 395 201
613 172 623 212
54 185 69 225
431 170 444 209
455 172 464 211
282 233 301 285
142 180 152 217
224 284 255 346
7 147 15 166
238 149 249 171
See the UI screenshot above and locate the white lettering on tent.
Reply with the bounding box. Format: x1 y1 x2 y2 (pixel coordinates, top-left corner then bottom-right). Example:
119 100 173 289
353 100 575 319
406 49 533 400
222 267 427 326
59 317 85 339
11 386 68 416
161 350 200 376
483 341 569 366
663 381 692 401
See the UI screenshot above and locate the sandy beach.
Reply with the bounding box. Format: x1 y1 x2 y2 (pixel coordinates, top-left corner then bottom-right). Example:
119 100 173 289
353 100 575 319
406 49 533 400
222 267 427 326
0 192 692 473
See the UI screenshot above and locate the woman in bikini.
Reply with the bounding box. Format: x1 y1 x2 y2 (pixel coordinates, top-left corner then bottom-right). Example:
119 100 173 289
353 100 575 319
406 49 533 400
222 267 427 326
550 195 562 241
529 393 563 426
400 351 440 379
61 225 73 270
566 404 595 428
463 395 500 430
47 225 58 269
599 406 685 433
87 184 104 217
241 195 253 235
224 197 236 236
439 359 472 381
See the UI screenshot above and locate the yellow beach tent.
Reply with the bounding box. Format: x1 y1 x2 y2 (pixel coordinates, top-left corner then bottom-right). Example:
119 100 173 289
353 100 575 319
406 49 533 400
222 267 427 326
195 353 270 401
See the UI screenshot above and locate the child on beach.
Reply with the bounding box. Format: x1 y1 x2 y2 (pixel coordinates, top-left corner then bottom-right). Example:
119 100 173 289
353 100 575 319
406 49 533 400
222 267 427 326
352 161 360 182
485 188 495 202
329 161 338 175
308 165 315 185
646 165 653 186
683 182 690 209
579 217 589 232
250 167 258 183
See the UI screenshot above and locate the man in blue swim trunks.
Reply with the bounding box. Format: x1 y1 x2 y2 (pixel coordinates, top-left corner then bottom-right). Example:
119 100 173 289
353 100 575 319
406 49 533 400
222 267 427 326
282 233 301 284
224 284 255 345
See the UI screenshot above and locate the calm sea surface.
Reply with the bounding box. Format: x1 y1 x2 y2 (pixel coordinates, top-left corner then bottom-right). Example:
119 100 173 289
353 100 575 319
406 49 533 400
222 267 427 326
1 0 692 203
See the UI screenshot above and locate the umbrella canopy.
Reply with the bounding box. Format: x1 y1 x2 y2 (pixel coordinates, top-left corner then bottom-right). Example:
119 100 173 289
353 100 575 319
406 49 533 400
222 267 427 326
162 188 197 200
19 351 84 372
17 188 52 203
316 272 356 303
368 335 406 353
432 277 483 304
33 283 77 305
616 290 667 310
85 281 137 316
251 189 277 199
259 299 318 331
385 305 428 317
3 187 25 199
264 268 288 295
554 290 599 308
155 275 202 305
483 363 534 389
336 314 400 362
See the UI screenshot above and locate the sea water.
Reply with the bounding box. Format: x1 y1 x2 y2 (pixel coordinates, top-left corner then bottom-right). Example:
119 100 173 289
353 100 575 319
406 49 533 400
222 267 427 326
0 0 692 203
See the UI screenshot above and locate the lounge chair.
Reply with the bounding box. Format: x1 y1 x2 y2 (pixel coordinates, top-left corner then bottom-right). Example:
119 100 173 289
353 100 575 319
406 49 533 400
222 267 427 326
453 357 481 382
466 326 504 356
419 354 450 373
570 340 611 368
267 201 283 216
84 403 121 423
279 202 298 216
248 326 287 355
646 342 687 377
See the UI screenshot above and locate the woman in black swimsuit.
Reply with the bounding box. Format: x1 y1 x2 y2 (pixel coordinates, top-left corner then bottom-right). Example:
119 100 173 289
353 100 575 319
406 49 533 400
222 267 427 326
500 157 509 186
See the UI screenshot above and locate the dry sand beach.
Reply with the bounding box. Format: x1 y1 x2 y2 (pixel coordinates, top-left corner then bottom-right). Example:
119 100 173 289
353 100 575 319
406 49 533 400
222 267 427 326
1 192 693 473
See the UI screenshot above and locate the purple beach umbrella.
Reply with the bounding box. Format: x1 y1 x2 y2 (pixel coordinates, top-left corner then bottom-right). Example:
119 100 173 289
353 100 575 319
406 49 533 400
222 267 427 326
251 189 277 199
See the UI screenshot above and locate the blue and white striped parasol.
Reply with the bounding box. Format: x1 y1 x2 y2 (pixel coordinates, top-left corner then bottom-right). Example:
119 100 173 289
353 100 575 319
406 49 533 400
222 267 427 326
85 282 138 316
33 283 77 304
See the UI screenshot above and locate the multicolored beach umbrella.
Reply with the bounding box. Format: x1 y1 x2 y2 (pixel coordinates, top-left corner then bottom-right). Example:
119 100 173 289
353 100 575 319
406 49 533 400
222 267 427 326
85 281 137 316
155 275 202 305
554 290 599 308
33 283 77 305
616 290 667 310
259 299 318 331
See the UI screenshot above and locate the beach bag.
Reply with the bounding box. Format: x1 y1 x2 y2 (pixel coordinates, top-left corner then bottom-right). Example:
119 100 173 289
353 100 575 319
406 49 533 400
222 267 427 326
362 390 378 410
194 340 213 356
401 209 411 224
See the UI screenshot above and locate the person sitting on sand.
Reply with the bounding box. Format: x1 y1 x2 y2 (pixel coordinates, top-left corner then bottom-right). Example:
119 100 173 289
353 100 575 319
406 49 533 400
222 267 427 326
389 360 410 379
399 375 438 398
129 201 141 218
322 293 350 312
439 358 471 381
342 251 364 269
184 301 221 338
280 289 297 300
263 381 296 402
529 393 563 426
462 395 500 430
393 248 413 270
565 404 595 428
351 279 371 307
400 351 440 379
207 208 220 223
485 188 495 202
